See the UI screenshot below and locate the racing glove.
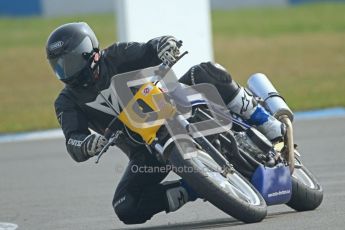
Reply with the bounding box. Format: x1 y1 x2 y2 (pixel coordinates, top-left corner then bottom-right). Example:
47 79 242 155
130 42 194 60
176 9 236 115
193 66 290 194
157 36 182 67
81 133 108 157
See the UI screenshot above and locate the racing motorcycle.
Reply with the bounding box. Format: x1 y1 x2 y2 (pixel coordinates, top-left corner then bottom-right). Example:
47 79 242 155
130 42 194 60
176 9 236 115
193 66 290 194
95 51 322 223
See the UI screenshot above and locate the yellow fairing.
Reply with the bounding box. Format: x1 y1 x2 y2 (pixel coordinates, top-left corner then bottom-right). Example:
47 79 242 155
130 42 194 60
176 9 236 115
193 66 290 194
118 82 175 144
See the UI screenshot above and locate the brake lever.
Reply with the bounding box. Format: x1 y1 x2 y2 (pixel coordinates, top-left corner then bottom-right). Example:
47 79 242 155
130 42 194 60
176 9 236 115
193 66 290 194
173 51 188 66
95 130 122 164
156 51 189 78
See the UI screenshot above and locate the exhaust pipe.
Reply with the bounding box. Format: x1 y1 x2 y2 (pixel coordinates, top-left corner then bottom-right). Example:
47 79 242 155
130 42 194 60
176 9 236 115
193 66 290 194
280 115 295 173
247 73 295 173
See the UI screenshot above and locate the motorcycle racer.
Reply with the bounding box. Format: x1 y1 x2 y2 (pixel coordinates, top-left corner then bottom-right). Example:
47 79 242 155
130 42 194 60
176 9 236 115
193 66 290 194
46 22 284 224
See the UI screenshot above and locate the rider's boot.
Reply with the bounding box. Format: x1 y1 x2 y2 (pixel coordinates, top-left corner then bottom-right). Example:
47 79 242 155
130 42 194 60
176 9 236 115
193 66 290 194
227 87 285 142
164 180 198 212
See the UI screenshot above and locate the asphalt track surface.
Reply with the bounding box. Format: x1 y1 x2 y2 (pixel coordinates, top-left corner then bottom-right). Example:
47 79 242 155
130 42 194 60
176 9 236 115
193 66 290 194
1 117 345 230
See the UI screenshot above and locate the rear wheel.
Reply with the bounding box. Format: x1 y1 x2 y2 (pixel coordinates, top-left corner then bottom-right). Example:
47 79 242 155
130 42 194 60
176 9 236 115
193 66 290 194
167 141 267 223
286 156 323 211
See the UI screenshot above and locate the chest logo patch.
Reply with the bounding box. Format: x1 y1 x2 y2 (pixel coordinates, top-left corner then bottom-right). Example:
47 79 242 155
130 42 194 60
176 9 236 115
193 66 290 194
86 88 120 115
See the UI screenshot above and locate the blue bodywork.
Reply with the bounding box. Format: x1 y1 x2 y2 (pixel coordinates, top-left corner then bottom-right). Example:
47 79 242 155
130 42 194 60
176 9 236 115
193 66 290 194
251 164 292 205
232 116 292 205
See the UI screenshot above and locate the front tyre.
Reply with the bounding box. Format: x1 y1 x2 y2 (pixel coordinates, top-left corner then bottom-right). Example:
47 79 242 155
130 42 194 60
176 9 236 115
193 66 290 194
167 141 267 223
287 156 323 211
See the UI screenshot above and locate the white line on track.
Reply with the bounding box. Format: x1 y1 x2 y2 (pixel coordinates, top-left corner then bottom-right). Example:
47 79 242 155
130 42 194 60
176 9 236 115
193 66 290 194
0 129 63 143
0 222 18 230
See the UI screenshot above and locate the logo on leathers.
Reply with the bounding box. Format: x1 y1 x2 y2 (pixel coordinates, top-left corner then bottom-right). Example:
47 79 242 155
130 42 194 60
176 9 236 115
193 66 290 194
86 88 120 115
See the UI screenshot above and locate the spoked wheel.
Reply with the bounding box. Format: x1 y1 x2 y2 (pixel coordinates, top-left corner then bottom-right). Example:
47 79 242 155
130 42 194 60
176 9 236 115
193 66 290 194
167 141 267 223
287 155 323 211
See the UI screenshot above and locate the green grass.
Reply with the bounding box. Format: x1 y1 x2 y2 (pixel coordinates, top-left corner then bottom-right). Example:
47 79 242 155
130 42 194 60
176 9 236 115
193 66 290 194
212 3 345 109
0 15 118 132
0 3 345 133
212 3 345 36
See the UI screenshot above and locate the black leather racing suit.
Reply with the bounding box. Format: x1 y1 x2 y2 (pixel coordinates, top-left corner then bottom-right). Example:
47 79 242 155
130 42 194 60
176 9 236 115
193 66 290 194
55 39 163 162
55 37 176 224
54 37 240 224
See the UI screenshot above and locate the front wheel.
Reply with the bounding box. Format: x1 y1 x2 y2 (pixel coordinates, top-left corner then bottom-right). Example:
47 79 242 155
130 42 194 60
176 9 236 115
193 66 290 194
286 156 323 211
167 141 267 223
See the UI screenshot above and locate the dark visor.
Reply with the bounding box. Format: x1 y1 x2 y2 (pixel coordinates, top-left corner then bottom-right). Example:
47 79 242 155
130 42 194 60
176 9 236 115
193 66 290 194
49 37 93 81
